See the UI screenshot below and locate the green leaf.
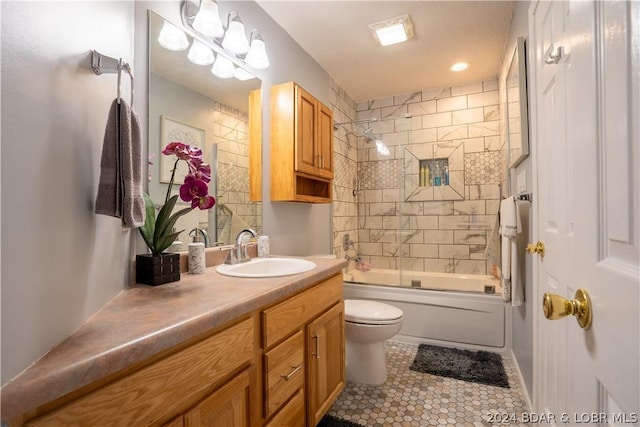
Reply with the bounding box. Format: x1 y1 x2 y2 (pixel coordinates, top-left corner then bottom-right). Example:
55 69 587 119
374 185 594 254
155 230 184 254
152 195 193 255
154 195 179 244
139 193 157 253
163 207 192 236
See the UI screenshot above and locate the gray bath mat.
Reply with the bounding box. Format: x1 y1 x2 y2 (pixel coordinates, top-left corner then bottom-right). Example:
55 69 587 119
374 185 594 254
410 344 510 388
318 414 364 427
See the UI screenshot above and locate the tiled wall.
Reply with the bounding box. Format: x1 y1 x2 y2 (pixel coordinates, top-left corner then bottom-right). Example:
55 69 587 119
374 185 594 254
329 79 359 260
215 102 262 245
351 80 503 275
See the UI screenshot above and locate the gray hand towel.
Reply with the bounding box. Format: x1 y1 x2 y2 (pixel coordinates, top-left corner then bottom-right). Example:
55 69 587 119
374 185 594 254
95 99 145 229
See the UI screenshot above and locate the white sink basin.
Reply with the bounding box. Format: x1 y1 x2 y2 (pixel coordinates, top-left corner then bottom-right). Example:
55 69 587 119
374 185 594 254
216 257 316 278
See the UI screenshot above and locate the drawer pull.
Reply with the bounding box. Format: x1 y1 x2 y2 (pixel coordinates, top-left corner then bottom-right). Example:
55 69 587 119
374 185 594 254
280 365 301 381
312 334 320 359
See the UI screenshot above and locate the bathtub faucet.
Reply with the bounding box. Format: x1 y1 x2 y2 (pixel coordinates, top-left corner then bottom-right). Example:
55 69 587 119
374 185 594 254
345 254 362 263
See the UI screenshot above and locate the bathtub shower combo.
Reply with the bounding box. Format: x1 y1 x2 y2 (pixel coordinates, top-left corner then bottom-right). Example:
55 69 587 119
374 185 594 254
335 114 509 355
341 231 507 354
343 269 506 353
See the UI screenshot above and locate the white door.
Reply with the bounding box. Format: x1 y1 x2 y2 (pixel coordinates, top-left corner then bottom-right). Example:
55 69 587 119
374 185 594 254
531 0 639 423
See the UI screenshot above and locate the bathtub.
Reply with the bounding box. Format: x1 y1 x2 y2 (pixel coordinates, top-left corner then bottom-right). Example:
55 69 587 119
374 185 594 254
343 269 510 353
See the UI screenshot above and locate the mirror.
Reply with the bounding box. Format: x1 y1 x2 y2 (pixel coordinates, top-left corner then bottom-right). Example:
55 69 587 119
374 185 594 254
148 11 262 249
506 36 529 168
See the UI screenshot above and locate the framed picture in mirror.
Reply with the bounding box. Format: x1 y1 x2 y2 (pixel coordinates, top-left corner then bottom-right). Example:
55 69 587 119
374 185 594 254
506 36 530 169
159 115 205 184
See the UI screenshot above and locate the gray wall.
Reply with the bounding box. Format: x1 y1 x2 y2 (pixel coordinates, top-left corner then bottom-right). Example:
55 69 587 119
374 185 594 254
1 1 136 384
1 0 333 385
499 0 534 403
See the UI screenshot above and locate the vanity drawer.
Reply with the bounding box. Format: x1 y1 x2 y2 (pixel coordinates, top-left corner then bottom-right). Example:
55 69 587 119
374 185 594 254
265 388 305 427
27 317 255 427
261 273 342 348
263 330 305 418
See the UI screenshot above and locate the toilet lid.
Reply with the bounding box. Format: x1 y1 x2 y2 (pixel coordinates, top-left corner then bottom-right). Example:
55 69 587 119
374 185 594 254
344 299 403 325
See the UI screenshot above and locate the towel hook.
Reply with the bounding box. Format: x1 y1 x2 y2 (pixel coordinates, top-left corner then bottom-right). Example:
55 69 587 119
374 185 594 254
91 50 134 106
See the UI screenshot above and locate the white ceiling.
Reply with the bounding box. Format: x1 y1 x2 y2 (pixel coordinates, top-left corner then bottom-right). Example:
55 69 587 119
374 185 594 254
256 1 515 102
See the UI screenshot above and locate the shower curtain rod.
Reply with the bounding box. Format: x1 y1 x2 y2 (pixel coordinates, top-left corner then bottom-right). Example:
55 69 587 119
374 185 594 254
333 118 378 127
334 113 413 128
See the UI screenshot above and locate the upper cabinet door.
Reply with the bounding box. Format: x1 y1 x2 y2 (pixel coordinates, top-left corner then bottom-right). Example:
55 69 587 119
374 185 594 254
315 101 334 180
294 85 318 176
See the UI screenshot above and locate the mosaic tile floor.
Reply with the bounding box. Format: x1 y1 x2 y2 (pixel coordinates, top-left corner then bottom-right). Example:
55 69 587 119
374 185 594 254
326 341 529 427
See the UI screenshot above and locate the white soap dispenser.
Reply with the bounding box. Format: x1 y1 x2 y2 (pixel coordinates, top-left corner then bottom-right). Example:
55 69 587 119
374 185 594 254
188 228 206 274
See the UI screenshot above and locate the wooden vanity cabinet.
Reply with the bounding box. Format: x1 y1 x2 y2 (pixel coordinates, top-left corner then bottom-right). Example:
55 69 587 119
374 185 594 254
260 274 345 426
13 273 345 427
24 317 257 427
270 82 334 203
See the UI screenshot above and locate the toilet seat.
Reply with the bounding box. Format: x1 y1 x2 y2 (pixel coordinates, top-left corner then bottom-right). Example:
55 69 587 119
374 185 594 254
345 299 403 325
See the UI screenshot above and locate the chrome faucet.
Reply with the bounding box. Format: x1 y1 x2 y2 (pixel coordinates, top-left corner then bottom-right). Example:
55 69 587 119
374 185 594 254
232 228 258 264
189 228 209 247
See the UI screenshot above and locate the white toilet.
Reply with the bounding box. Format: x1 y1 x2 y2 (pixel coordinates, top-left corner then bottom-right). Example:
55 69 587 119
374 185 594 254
344 299 404 385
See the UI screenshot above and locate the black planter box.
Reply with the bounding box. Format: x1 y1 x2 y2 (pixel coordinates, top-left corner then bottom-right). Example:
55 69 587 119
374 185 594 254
136 253 180 286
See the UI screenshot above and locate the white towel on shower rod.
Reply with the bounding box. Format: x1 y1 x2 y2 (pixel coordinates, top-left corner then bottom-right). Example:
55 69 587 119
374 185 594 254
499 197 530 307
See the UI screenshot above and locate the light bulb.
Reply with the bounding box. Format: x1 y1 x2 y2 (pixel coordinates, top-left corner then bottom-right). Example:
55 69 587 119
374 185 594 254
222 14 250 55
192 0 224 38
450 62 469 72
187 39 215 65
245 38 269 69
211 55 235 79
234 68 256 81
158 21 189 51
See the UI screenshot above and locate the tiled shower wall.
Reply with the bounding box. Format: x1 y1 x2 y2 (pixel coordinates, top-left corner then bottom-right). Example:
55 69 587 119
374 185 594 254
329 79 359 260
352 80 503 275
215 102 262 245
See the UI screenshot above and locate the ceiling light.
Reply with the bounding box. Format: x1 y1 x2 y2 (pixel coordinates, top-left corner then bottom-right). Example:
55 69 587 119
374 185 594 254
211 55 235 78
192 0 224 38
158 21 189 51
369 15 414 47
234 68 256 81
222 11 250 55
245 32 270 69
188 39 215 65
451 62 469 72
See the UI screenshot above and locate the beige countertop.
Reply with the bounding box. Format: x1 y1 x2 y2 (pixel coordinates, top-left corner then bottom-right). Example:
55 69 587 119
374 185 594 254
1 256 345 423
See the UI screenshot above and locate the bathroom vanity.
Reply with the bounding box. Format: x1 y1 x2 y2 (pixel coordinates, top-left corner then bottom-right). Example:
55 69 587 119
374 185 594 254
0 256 346 427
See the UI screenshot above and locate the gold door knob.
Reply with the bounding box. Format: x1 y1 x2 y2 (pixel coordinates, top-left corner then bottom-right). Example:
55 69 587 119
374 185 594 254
526 241 545 257
543 289 593 329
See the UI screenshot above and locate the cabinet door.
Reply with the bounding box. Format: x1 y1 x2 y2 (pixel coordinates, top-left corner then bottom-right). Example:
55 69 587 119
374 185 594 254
315 101 334 179
184 367 255 427
294 85 318 176
306 303 345 426
265 388 305 427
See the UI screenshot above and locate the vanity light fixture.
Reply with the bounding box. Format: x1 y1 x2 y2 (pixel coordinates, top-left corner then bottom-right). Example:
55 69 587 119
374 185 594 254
187 39 215 65
158 20 189 51
180 0 270 70
211 55 235 79
369 14 414 47
192 0 224 38
450 62 469 72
